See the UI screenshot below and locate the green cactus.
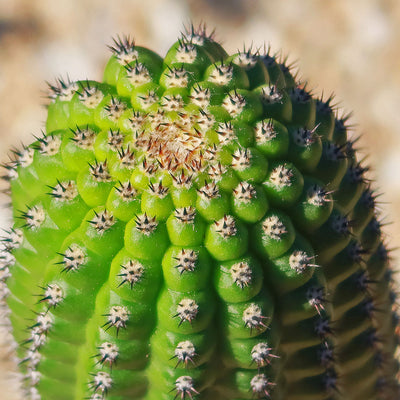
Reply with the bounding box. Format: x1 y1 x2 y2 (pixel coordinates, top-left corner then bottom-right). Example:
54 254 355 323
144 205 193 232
1 25 399 400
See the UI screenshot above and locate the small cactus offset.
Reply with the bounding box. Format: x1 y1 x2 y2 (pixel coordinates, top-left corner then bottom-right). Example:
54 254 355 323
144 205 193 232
1 25 399 400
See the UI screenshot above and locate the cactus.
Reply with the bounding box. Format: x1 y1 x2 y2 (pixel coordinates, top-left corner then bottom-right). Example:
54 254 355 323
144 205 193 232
1 25 399 400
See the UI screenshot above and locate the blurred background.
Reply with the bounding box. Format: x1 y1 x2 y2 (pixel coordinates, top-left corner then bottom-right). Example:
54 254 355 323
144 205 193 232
0 0 399 398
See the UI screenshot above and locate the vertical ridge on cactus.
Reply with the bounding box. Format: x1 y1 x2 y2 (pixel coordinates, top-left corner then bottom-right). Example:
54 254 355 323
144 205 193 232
1 24 399 399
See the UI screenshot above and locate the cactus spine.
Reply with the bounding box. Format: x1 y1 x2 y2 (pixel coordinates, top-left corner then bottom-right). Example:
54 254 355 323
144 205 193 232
1 25 399 400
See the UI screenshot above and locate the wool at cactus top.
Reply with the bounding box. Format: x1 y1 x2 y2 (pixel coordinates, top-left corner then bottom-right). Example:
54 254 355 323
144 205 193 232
0 25 399 400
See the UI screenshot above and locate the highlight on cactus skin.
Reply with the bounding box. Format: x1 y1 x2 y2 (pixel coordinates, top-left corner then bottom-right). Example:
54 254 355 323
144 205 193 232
1 23 399 399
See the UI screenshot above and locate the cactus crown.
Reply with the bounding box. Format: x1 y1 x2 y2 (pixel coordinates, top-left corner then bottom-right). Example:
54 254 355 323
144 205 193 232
1 24 399 400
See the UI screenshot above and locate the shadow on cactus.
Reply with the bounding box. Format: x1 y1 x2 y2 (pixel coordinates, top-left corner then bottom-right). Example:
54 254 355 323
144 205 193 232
1 24 399 400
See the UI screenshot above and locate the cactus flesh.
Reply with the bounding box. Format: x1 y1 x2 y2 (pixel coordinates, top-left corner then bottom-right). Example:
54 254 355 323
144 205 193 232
1 26 399 400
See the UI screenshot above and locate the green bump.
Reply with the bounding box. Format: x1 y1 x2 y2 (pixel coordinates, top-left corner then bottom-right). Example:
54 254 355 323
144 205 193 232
204 215 248 261
195 182 230 221
109 248 162 302
287 125 322 172
166 206 206 246
161 246 211 291
254 118 289 159
204 61 250 91
289 177 333 233
124 214 169 260
266 235 318 294
106 181 141 222
213 255 263 303
252 209 296 259
157 288 215 335
256 83 292 123
141 181 174 220
220 289 274 339
263 160 304 208
76 160 115 207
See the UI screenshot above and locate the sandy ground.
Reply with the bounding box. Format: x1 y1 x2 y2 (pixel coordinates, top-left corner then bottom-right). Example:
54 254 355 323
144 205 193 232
1 0 400 398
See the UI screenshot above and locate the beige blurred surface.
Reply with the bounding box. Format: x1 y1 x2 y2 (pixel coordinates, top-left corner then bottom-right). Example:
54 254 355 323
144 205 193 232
1 0 400 398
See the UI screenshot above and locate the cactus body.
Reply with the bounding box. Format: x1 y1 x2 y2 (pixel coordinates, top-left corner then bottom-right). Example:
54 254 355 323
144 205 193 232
1 27 399 400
